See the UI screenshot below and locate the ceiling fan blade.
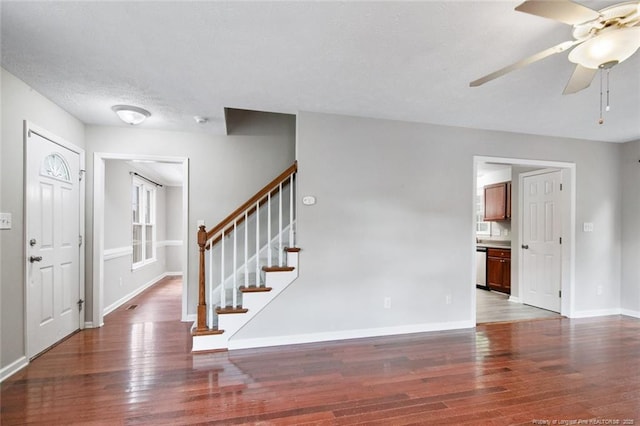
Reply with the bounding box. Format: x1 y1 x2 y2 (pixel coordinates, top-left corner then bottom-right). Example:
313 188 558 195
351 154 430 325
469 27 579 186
515 0 601 25
563 64 597 94
470 40 580 87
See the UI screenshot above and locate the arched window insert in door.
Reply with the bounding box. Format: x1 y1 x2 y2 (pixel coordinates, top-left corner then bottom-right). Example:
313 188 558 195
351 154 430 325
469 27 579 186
41 152 72 182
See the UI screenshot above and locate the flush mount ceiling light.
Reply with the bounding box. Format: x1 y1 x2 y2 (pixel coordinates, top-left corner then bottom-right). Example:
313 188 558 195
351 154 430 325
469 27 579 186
111 105 151 125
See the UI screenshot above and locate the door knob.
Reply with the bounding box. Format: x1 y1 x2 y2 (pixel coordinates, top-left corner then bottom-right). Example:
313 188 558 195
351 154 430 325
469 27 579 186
29 256 43 263
521 244 529 249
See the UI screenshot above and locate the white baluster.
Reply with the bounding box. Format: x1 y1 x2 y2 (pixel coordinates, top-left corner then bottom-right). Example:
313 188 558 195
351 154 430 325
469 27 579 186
208 237 214 329
233 221 237 308
278 182 283 266
244 211 248 289
289 173 294 248
267 192 272 267
256 201 260 287
220 230 225 308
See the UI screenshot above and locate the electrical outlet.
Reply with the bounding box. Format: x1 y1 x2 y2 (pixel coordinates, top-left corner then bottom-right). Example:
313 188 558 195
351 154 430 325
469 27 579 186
384 297 391 309
445 294 452 305
583 222 594 232
119 277 123 287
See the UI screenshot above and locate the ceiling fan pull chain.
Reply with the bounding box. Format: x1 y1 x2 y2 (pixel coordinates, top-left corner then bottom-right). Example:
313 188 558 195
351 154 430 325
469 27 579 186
599 68 604 125
606 68 611 112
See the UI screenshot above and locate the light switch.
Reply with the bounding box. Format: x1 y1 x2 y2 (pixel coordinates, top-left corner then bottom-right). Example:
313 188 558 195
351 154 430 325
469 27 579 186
0 212 12 230
583 222 594 232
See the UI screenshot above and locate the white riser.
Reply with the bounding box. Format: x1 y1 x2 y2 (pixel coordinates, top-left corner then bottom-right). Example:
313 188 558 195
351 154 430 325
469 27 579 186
192 252 298 351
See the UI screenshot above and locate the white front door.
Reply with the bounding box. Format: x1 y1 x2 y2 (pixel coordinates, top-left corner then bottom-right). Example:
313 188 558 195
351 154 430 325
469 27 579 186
26 130 81 358
522 170 562 313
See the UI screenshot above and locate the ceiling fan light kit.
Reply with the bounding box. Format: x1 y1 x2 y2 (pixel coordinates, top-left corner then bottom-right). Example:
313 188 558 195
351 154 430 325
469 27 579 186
470 0 640 124
569 27 640 69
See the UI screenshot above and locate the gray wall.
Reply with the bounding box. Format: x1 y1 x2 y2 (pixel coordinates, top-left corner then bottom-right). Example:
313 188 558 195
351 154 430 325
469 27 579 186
2 62 636 371
1 68 85 369
1 66 295 372
103 160 173 313
234 111 624 342
165 185 183 273
84 115 296 320
621 140 640 315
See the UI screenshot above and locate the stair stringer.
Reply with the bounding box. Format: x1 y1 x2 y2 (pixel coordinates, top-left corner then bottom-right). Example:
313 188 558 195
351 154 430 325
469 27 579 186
192 252 298 352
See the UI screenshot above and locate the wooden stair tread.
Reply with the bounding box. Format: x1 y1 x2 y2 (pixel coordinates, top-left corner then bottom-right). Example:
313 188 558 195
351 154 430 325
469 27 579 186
262 266 295 272
240 286 272 293
192 328 224 336
284 247 301 252
216 307 249 314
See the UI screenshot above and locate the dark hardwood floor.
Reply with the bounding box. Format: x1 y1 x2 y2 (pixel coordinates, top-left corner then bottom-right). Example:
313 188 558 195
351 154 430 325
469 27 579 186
2 277 639 425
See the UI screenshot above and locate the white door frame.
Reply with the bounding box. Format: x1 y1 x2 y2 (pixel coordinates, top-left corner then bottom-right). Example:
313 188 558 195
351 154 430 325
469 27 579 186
23 121 86 358
92 152 189 328
472 156 576 321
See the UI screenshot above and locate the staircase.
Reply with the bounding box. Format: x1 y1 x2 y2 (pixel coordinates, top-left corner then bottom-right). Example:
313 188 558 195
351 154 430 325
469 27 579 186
192 162 299 352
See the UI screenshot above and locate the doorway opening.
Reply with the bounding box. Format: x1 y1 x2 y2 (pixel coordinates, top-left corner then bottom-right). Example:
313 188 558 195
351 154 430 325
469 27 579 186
473 156 576 324
92 153 189 328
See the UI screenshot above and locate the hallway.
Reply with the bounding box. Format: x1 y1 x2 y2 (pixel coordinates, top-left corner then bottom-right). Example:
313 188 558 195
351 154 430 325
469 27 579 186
2 277 639 424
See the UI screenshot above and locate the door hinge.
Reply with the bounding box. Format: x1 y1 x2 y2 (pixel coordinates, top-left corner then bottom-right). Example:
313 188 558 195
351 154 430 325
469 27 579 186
560 183 563 191
558 290 562 298
559 237 562 244
79 235 83 247
79 169 86 182
77 299 84 311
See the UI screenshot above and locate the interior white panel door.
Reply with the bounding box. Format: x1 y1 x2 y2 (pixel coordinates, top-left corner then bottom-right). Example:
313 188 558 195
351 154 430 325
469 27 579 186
26 131 81 358
522 171 562 313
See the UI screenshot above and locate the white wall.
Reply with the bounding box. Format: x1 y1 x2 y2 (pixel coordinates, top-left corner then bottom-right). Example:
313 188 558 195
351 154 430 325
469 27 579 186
233 111 623 344
1 68 85 372
621 139 640 317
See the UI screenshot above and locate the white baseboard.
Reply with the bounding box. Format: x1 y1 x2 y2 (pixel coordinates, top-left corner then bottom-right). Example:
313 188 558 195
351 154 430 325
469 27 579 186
165 271 183 277
570 308 622 318
0 356 28 383
184 313 196 323
508 296 521 303
103 272 169 316
621 308 640 319
228 320 475 351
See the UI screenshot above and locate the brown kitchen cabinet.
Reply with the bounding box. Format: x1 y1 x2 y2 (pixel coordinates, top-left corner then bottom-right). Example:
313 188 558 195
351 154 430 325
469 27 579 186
487 248 510 294
484 181 511 221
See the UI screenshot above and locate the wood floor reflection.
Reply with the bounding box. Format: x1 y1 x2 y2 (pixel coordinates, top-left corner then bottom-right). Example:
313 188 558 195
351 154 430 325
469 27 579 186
2 277 639 425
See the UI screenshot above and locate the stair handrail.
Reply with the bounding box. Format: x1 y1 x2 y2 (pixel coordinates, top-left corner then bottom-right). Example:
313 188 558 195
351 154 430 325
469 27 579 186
195 161 297 335
205 161 297 245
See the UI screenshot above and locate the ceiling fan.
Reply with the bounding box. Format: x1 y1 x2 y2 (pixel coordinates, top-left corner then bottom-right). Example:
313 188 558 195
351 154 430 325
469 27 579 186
470 0 640 95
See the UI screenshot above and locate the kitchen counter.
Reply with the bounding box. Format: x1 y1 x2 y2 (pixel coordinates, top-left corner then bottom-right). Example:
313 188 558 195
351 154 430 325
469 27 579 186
477 241 511 249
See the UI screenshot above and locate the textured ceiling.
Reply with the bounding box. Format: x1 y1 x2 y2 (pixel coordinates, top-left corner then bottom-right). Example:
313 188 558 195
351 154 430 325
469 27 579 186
1 1 639 142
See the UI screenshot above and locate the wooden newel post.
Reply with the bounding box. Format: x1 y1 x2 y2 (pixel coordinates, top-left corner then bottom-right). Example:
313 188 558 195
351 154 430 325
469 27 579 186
195 225 208 333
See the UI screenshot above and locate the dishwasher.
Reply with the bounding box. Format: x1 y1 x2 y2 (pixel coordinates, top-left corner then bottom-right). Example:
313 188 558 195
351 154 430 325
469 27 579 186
476 246 487 288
